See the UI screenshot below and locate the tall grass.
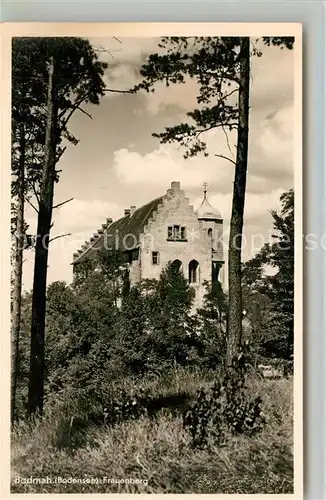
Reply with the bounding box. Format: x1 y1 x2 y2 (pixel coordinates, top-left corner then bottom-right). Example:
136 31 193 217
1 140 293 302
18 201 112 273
11 371 293 494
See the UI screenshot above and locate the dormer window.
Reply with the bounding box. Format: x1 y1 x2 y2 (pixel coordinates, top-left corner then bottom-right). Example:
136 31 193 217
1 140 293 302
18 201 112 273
167 225 187 241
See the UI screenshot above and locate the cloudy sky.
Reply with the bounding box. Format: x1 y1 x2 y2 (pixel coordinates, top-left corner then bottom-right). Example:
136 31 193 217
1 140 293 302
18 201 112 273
22 36 294 290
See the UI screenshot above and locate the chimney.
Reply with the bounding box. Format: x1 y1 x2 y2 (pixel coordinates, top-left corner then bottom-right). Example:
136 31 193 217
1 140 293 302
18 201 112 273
171 181 180 192
130 205 136 216
124 209 131 216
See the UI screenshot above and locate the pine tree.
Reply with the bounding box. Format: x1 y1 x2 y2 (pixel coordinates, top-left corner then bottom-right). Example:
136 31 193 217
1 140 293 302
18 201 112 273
12 37 108 416
133 36 294 368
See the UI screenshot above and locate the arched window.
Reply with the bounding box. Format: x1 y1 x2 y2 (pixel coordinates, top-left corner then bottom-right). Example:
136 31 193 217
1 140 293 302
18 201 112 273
171 259 183 273
189 260 200 284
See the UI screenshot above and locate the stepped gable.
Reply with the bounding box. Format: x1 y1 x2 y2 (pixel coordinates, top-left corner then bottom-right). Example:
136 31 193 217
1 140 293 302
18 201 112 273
72 196 164 265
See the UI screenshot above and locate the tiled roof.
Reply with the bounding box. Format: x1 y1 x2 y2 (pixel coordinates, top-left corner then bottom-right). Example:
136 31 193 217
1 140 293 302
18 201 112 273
72 196 164 264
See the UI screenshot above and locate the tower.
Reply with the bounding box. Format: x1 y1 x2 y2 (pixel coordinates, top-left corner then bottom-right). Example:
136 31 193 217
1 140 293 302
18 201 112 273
197 183 224 285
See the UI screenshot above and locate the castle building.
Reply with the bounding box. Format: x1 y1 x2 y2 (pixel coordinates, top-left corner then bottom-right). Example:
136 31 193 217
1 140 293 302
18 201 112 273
72 181 224 310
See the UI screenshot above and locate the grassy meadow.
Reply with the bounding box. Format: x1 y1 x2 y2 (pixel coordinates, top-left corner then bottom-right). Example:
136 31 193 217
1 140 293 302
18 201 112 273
11 369 293 494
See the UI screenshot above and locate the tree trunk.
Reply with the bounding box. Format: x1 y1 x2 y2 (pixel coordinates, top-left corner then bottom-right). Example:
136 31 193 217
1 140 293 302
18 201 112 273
11 123 25 422
27 58 57 417
226 37 250 368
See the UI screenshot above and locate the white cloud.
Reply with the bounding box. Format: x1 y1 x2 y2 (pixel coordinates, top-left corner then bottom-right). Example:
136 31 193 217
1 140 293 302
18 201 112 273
143 77 199 116
113 97 293 195
90 37 160 91
53 198 123 233
113 144 232 192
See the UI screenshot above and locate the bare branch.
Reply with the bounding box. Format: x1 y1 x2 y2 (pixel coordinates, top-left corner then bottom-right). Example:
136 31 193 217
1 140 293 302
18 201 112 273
56 146 67 164
49 233 71 243
93 42 122 59
223 87 239 102
214 154 236 166
104 88 134 94
25 197 38 214
195 122 238 140
58 91 91 125
31 181 40 205
53 197 74 210
77 107 93 120
221 122 235 157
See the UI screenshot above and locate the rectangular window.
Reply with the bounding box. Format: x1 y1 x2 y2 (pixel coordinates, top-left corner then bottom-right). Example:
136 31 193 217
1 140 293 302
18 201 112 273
168 225 187 241
152 251 159 265
173 225 180 239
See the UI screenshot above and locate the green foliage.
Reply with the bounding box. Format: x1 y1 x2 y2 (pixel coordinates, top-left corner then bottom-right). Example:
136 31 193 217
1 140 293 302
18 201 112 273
12 37 108 195
133 37 293 160
109 261 201 375
12 371 293 494
13 292 33 419
16 255 227 415
198 280 227 321
103 388 151 426
15 186 294 418
134 37 242 158
183 360 265 449
262 37 295 50
133 36 294 369
242 189 294 360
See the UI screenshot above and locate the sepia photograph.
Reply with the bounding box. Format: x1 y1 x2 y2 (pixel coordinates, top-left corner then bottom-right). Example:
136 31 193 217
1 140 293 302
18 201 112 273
7 24 302 495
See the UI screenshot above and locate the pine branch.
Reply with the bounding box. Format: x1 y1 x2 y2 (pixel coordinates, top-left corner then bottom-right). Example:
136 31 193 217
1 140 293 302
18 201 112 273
214 154 236 166
56 147 67 163
49 233 71 243
104 88 133 94
31 181 40 206
53 197 74 210
58 91 91 126
25 197 38 214
221 122 235 157
77 107 93 119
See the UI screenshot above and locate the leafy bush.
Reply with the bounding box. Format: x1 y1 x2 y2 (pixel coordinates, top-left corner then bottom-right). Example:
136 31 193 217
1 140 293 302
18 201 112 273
103 388 150 426
183 367 265 448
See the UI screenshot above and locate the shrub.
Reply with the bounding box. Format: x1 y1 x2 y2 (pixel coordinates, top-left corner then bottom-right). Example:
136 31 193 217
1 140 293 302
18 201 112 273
103 388 150 426
183 366 265 448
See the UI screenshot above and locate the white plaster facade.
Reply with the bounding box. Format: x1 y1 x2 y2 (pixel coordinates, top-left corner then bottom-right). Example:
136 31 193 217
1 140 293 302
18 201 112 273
73 181 224 310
